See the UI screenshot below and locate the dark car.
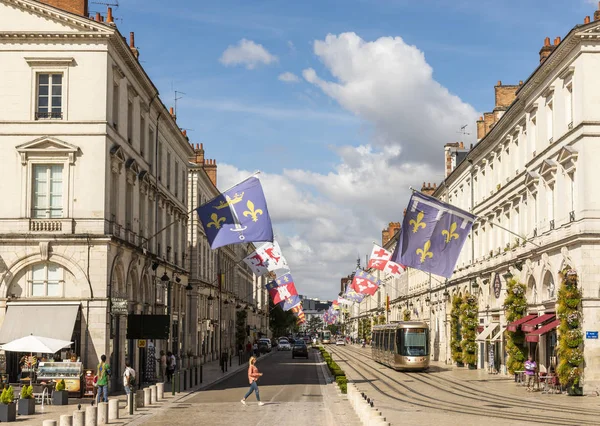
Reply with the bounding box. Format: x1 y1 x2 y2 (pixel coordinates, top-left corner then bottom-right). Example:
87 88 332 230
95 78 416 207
292 341 309 359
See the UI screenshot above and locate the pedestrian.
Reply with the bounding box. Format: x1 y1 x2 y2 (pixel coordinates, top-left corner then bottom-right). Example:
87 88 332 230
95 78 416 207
245 341 252 358
240 356 264 406
525 355 537 391
166 351 175 383
96 354 110 403
253 341 259 357
156 350 167 382
123 361 136 403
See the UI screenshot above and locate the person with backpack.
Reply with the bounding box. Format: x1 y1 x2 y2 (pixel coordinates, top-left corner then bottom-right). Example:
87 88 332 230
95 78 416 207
166 351 175 383
96 354 111 403
123 361 136 397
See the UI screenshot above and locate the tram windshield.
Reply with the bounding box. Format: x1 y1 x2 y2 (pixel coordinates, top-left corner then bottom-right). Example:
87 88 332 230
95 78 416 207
397 328 429 356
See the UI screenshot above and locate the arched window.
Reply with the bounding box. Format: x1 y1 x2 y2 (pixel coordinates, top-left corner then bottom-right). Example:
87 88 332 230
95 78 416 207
30 263 63 297
543 271 555 300
527 276 537 304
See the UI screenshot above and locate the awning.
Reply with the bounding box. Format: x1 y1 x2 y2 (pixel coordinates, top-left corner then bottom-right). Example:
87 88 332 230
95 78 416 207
526 319 560 343
491 326 506 342
507 314 537 332
0 303 79 344
476 323 499 341
521 313 555 333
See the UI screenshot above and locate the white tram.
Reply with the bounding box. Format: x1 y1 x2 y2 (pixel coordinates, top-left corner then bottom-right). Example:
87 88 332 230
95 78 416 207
371 322 430 370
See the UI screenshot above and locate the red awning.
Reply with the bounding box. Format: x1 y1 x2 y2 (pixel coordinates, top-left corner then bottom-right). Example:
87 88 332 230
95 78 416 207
526 319 560 343
506 314 537 332
521 313 555 333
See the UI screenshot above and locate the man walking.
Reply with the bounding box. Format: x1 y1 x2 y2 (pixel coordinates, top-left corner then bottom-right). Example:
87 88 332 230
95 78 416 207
96 354 110 403
123 361 136 408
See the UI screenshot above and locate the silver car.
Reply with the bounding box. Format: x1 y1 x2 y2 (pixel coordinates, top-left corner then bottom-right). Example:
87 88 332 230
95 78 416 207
278 338 291 351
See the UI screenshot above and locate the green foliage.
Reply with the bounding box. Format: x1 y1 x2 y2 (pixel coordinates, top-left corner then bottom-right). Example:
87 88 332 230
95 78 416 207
503 278 528 374
235 309 248 349
402 309 411 322
20 385 33 399
269 299 297 337
0 386 14 404
557 267 583 392
460 294 478 366
55 379 66 392
450 295 463 364
357 318 371 341
327 324 340 335
377 314 386 325
335 376 347 386
339 383 347 394
307 316 323 332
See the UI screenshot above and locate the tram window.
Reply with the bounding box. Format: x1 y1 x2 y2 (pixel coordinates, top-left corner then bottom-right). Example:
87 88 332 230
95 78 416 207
375 331 380 349
397 328 429 356
383 330 388 351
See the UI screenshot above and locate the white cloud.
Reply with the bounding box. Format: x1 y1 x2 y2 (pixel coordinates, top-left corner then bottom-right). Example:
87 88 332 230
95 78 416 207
219 39 278 69
278 72 300 83
303 32 478 165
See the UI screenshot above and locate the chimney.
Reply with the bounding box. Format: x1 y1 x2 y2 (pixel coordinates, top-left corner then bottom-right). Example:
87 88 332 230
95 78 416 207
539 37 554 64
595 2 600 21
95 12 101 22
38 0 88 16
129 32 139 59
584 16 591 24
169 107 176 120
106 7 114 24
192 143 205 165
476 116 485 140
421 182 436 196
204 158 218 187
554 37 561 46
381 228 390 246
494 81 519 109
388 222 401 238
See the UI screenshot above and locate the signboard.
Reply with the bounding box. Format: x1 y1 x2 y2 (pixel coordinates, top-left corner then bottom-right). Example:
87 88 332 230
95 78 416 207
126 314 170 339
145 341 156 382
586 331 598 339
494 273 502 299
138 339 146 348
111 297 128 315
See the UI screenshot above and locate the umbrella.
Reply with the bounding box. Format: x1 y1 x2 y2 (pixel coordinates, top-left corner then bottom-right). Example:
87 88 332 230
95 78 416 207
0 335 73 354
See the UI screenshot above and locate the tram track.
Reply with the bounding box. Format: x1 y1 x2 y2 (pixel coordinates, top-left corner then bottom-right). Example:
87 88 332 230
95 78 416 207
340 344 600 418
329 345 599 425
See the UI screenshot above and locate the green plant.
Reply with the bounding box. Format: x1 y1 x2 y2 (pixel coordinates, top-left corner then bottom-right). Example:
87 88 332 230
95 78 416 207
460 294 478 366
55 379 66 392
556 266 583 393
339 383 347 394
0 386 14 404
20 385 33 400
335 376 347 386
450 295 463 364
402 309 411 321
504 278 528 374
235 309 248 349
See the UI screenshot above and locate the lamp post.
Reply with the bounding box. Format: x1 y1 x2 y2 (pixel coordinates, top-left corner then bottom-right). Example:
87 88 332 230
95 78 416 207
185 279 192 367
161 271 171 352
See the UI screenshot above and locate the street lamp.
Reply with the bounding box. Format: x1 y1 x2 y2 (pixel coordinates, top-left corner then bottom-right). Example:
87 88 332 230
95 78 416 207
161 271 172 353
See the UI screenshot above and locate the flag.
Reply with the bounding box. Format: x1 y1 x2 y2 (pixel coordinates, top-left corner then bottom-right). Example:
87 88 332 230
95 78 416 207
351 269 381 296
331 300 339 310
196 176 273 249
243 241 290 277
282 295 301 311
391 191 476 278
344 285 366 303
337 297 353 306
368 244 406 277
266 273 299 305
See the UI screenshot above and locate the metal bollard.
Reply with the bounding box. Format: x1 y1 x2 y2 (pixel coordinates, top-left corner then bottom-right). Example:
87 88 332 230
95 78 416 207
177 371 182 393
230 353 232 367
60 415 73 426
172 374 176 395
85 406 97 426
183 370 187 391
108 398 119 420
73 410 85 426
97 402 108 425
200 364 203 383
128 392 134 415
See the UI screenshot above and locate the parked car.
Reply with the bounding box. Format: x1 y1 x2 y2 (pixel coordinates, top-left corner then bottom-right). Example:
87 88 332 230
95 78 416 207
258 338 272 352
335 338 346 346
292 341 309 359
278 338 291 351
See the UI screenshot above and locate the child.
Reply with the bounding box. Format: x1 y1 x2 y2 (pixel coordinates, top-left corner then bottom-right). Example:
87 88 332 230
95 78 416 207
524 355 537 391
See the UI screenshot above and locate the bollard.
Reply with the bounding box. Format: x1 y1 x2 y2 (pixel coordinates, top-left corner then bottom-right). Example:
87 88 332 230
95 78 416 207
150 385 157 404
43 421 58 426
73 410 85 426
85 406 97 426
200 364 203 383
128 392 134 415
135 389 144 409
177 371 181 393
156 382 164 400
143 387 151 406
183 370 187 391
172 374 176 395
60 414 73 426
97 402 108 425
108 398 119 420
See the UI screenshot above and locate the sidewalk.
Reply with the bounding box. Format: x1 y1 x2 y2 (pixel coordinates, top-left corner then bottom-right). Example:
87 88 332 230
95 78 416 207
15 352 273 425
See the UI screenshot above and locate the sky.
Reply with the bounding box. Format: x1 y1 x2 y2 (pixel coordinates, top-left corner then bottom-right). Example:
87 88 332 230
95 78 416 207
106 0 596 300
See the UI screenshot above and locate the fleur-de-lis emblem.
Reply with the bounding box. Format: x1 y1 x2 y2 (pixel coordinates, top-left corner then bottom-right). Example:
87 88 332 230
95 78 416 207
409 211 427 233
442 222 460 243
243 200 263 222
416 240 434 263
207 213 226 229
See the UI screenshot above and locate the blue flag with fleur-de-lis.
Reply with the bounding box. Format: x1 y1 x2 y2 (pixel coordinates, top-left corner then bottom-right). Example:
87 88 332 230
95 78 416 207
391 191 476 278
196 176 274 249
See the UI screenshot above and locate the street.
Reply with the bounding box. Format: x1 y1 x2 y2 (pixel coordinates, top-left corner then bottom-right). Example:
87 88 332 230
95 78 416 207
138 348 361 426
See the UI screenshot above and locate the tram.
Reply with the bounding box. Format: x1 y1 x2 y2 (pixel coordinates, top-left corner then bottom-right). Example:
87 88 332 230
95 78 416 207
371 322 430 370
319 330 332 344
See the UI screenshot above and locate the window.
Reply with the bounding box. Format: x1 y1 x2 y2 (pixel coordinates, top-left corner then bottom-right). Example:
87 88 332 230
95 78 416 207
140 115 146 157
175 161 179 197
148 128 155 172
127 100 134 143
112 82 120 129
110 170 119 220
530 114 537 157
546 99 553 142
158 142 163 180
31 263 62 297
565 83 573 128
36 73 63 119
125 181 133 230
32 164 63 218
166 151 171 189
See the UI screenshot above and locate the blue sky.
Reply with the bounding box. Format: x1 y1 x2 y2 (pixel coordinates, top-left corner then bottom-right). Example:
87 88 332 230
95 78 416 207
105 0 597 299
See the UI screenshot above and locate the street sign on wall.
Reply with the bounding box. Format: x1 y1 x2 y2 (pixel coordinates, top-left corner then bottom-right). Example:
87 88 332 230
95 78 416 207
586 331 598 339
111 297 128 315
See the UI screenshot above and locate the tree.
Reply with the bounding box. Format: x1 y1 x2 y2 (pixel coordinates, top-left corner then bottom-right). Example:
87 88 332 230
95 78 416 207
327 324 340 335
307 316 323 333
235 309 248 349
268 299 296 337
504 278 528 374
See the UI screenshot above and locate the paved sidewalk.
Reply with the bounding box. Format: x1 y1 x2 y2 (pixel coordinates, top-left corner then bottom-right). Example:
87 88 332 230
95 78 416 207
15 352 274 426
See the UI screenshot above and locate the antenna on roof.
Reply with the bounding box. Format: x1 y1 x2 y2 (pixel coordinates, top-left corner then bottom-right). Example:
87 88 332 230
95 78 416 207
90 0 119 7
174 90 186 117
457 124 470 136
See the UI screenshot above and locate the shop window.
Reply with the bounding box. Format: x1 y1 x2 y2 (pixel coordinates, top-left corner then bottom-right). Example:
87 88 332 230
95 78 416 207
30 263 63 297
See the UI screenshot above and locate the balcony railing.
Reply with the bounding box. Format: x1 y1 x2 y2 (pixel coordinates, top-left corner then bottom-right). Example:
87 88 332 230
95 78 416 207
35 111 63 120
30 219 62 232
